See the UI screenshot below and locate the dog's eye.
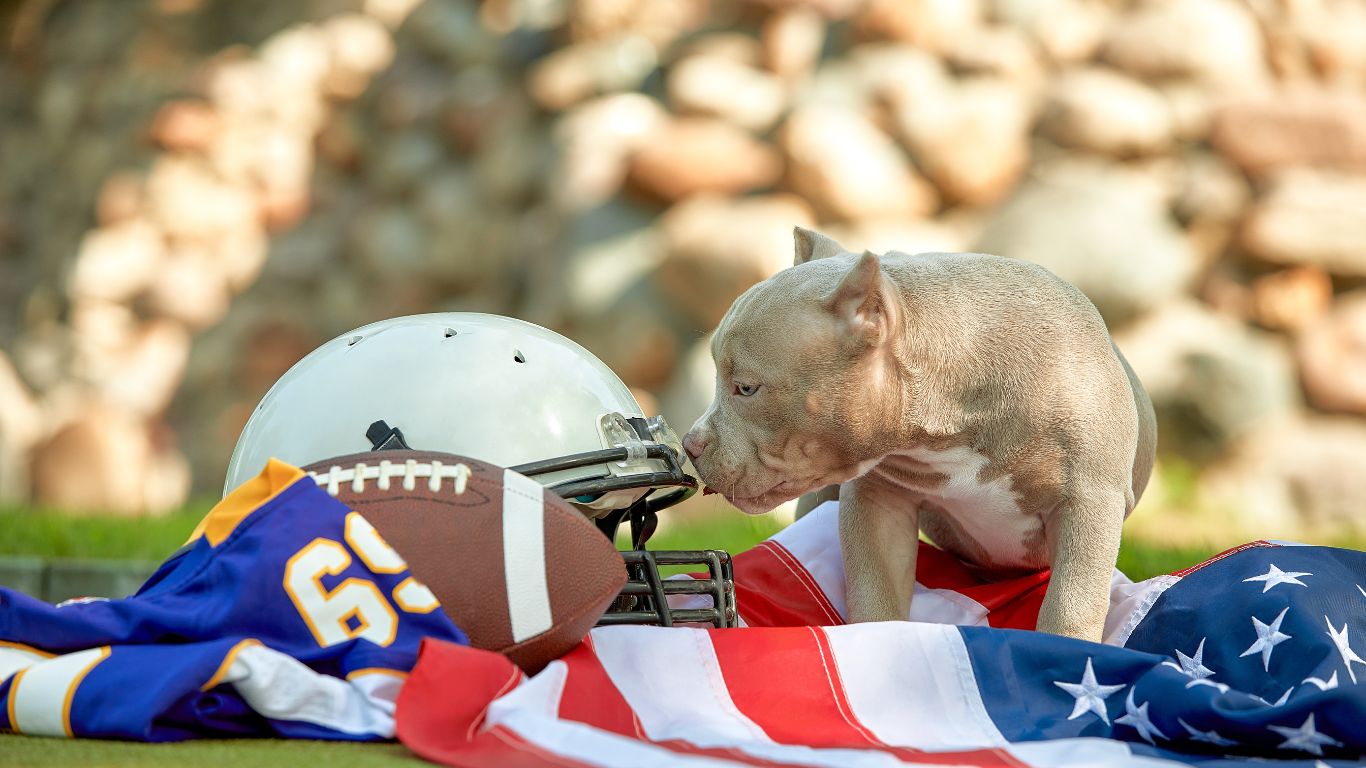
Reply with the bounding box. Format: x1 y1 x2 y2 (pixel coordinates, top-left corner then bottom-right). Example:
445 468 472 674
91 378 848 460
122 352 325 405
733 382 760 397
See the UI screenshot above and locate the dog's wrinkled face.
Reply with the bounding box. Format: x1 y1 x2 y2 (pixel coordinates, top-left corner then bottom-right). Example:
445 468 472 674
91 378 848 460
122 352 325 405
683 228 900 514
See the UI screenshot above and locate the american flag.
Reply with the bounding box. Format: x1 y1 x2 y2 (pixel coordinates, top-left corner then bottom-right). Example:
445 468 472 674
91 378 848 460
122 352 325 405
396 502 1366 767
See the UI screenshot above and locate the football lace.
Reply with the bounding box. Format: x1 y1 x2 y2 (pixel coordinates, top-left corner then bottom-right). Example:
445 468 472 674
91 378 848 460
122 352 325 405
309 460 473 496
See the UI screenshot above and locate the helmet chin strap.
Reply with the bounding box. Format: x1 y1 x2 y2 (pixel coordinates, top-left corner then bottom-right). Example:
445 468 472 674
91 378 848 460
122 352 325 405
594 498 659 550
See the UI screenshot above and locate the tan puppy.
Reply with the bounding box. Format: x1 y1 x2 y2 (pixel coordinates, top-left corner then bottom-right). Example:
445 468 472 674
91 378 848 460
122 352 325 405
682 227 1156 642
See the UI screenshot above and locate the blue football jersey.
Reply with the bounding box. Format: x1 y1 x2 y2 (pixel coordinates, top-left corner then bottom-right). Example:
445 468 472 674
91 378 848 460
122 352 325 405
0 459 468 741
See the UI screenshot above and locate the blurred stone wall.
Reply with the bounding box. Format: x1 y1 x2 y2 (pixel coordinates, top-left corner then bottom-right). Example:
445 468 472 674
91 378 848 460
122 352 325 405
2 0 1365 547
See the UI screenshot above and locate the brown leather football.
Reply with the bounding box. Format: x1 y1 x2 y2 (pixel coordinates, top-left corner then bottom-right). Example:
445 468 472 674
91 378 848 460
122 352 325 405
301 449 626 673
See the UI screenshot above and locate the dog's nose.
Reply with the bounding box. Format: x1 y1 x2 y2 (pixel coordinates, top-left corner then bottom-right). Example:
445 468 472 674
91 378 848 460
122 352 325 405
682 431 707 461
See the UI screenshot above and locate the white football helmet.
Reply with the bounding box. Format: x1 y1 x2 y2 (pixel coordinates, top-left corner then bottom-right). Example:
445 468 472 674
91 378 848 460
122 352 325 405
225 313 695 519
225 312 735 629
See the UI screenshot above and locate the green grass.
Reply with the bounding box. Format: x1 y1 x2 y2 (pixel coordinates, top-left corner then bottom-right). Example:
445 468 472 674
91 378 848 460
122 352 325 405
3 500 1229 582
0 735 419 767
0 504 213 562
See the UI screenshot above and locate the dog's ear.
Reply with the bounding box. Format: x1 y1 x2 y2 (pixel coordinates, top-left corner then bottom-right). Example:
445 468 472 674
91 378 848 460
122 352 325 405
793 227 847 266
829 250 891 346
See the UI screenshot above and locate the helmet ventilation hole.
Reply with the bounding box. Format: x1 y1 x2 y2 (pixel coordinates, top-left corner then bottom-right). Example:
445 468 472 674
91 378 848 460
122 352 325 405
443 327 458 338
513 350 526 364
347 335 363 346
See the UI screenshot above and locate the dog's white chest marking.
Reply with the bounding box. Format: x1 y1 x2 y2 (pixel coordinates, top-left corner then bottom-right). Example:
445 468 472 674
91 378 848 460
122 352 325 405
872 446 1036 565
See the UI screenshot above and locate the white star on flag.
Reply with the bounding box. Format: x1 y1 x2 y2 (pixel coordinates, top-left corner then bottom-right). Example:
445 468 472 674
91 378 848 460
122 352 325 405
1178 718 1237 747
1240 606 1293 672
1324 617 1365 684
1243 563 1312 593
1303 671 1339 691
1114 688 1167 745
1267 713 1343 757
1161 637 1215 681
1053 657 1125 725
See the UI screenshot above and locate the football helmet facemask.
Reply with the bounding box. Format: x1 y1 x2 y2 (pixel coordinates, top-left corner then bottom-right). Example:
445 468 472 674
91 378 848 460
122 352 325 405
224 312 736 629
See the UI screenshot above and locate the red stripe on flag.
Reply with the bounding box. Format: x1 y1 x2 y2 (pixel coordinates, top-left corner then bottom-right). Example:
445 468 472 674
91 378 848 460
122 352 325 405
555 635 644 738
1171 540 1276 577
914 544 1050 631
708 626 1027 767
708 625 879 748
731 541 844 627
398 638 591 768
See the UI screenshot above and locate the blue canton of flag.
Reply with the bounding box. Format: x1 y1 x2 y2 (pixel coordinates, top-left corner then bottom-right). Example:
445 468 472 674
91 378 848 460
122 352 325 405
967 542 1366 766
1 459 468 742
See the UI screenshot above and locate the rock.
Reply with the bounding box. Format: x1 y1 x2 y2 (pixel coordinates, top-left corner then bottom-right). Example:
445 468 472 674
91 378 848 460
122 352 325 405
573 286 680 390
1197 416 1366 541
1302 0 1366 88
761 8 826 79
146 156 260 242
1210 89 1366 176
658 335 717 445
98 320 193 417
1112 300 1299 462
975 166 1197 326
989 0 1108 65
236 318 321 396
0 351 43 504
373 65 452 131
896 77 1032 205
403 0 492 62
316 112 365 170
821 219 968 255
666 55 787 132
567 0 709 47
741 0 863 21
475 116 547 205
372 130 446 196
779 106 938 221
320 13 396 99
94 171 147 227
653 194 816 329
1239 169 1366 277
945 26 1045 84
1170 152 1250 225
1158 82 1215 142
216 227 270 293
842 44 949 111
550 93 667 210
562 200 665 317
1040 68 1174 157
627 118 783 201
352 204 427 274
1297 291 1366 415
1101 0 1270 86
678 32 763 67
854 0 985 55
146 247 232 331
68 219 165 303
29 404 189 515
527 36 659 111
1249 266 1333 333
258 24 332 95
148 100 220 152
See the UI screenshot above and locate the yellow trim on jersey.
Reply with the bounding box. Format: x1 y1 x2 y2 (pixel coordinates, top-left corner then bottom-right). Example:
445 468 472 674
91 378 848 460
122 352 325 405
186 459 306 547
6 667 26 733
345 667 408 681
0 640 55 660
201 639 261 692
61 646 110 737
